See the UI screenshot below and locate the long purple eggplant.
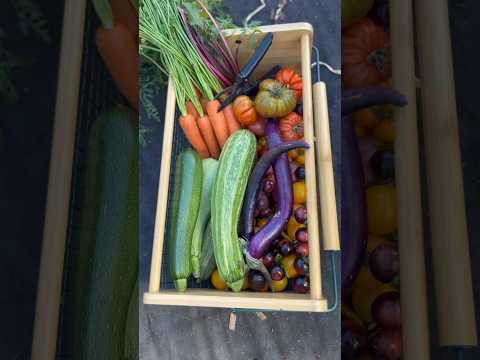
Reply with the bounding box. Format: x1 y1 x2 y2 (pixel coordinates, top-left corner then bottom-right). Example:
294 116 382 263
247 120 294 259
341 115 368 295
342 87 407 116
240 139 309 239
341 86 407 295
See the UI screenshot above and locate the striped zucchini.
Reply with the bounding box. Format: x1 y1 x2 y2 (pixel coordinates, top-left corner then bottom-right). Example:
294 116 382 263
191 158 219 278
168 148 202 291
198 220 216 281
211 130 257 292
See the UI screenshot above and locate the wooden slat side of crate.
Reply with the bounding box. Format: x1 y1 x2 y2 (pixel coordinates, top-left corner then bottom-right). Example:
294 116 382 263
31 1 87 359
145 23 335 312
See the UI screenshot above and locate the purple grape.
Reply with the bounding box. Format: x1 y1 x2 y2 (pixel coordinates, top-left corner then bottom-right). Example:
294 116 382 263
294 206 307 224
256 191 269 210
253 208 260 218
295 166 305 180
260 207 273 218
263 252 275 268
248 271 268 292
294 257 309 276
263 179 275 193
295 242 309 257
372 291 402 328
278 239 293 256
293 276 310 293
369 244 400 283
295 228 308 243
270 265 285 281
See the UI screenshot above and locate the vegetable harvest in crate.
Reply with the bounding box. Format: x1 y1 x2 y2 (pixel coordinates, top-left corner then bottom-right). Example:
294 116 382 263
140 0 311 293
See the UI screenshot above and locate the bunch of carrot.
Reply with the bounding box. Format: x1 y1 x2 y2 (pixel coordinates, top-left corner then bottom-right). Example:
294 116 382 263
180 99 242 159
93 0 139 111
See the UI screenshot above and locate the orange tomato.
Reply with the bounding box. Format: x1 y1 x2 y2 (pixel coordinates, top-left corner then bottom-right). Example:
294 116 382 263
275 67 303 99
373 118 395 143
271 277 288 292
211 269 227 290
293 181 307 204
279 112 304 141
282 254 298 278
233 95 257 126
367 185 397 236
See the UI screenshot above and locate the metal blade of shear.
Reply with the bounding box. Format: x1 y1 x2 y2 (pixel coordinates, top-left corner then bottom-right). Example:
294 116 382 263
238 32 274 80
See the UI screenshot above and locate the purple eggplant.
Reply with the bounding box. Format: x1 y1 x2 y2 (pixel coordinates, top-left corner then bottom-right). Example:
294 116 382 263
240 138 309 239
341 115 368 295
341 86 407 295
247 120 295 259
342 87 406 116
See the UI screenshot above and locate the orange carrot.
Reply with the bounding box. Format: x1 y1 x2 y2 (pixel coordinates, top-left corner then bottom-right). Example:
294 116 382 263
223 104 242 134
111 0 138 44
179 114 210 159
206 100 230 148
200 97 209 114
96 24 139 110
197 115 221 159
186 101 200 119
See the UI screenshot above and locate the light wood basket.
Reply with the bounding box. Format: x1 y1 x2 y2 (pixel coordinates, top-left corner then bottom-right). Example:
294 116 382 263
144 23 340 312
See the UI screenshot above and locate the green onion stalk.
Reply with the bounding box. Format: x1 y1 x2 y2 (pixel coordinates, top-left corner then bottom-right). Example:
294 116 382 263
139 0 223 116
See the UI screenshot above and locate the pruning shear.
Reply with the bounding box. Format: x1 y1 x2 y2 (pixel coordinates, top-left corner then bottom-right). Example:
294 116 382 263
216 32 274 112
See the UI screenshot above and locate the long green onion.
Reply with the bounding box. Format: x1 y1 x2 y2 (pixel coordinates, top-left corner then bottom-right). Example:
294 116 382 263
139 0 222 116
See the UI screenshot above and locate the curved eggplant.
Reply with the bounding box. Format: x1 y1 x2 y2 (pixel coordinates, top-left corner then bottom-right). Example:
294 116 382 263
240 138 309 239
341 115 368 295
341 86 407 294
342 86 407 116
247 120 294 259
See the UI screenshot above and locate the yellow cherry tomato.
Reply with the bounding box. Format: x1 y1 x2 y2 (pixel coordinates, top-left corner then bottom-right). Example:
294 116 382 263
282 254 298 279
293 181 307 204
288 149 299 160
256 218 268 228
287 216 304 240
295 155 305 165
367 185 398 236
355 123 367 137
353 108 380 129
352 283 398 324
271 277 288 292
353 265 384 292
374 118 395 143
211 269 227 290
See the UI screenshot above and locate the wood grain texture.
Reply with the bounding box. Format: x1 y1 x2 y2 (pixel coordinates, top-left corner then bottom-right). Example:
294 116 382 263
31 0 87 359
313 82 340 251
415 0 478 347
390 0 430 357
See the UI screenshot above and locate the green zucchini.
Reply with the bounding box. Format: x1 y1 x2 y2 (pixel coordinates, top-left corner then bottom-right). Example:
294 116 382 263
124 278 138 360
198 220 216 281
81 106 138 359
169 148 202 291
191 158 218 278
211 130 256 292
62 105 137 359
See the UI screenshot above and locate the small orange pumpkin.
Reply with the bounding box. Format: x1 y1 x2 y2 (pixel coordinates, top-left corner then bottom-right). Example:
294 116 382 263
275 67 303 99
233 95 257 126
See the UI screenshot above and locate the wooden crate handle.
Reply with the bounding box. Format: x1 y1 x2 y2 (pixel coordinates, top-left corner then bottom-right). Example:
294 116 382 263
312 82 340 251
415 0 478 348
31 0 87 359
390 0 431 358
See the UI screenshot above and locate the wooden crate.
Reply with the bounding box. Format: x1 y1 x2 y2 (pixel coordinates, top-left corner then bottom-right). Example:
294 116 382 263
144 23 340 312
